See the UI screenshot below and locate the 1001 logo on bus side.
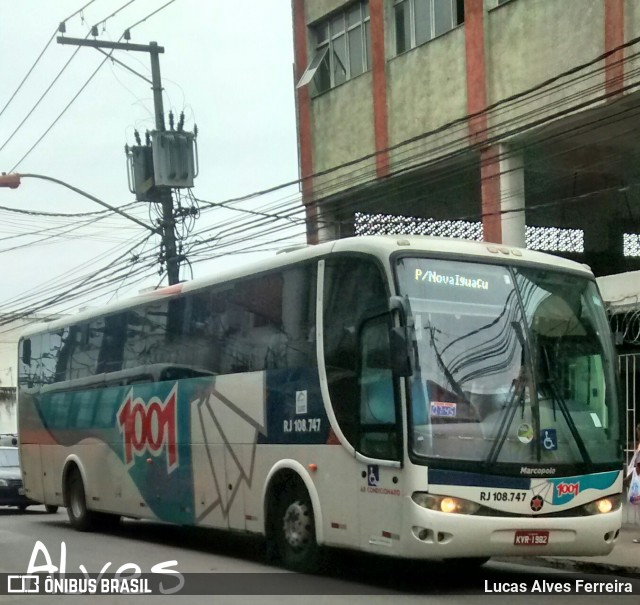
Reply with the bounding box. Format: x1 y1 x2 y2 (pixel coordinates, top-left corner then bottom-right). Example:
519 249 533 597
117 384 178 473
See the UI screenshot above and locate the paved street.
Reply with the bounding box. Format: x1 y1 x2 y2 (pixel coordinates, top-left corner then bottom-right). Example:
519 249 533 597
1 505 639 604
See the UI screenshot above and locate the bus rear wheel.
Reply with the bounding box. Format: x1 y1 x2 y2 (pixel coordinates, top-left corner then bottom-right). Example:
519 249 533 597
66 469 96 531
273 481 320 572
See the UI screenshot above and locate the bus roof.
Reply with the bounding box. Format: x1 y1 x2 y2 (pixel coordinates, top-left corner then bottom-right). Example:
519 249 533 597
19 235 593 338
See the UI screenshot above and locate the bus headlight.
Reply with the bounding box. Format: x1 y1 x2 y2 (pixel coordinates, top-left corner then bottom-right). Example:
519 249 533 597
582 495 620 515
412 492 480 515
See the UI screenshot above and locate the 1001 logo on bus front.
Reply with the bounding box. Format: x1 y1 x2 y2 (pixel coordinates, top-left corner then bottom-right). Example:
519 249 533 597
117 384 178 473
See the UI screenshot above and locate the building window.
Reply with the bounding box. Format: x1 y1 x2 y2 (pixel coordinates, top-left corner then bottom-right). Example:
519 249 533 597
355 213 587 255
298 1 371 94
394 0 464 54
526 226 584 254
354 212 483 241
623 233 640 257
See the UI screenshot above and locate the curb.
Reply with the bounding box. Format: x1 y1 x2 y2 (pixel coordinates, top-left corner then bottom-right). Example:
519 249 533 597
494 556 640 578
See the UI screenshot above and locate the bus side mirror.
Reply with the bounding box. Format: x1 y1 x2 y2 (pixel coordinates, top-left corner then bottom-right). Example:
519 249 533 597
390 327 412 377
388 296 413 378
21 339 31 366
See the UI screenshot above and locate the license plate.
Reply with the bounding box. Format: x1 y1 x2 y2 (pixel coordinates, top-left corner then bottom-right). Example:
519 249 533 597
18 487 25 495
514 530 549 546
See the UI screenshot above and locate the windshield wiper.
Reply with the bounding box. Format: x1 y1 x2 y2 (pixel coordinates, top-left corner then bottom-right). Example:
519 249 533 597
540 346 591 465
485 367 527 467
486 321 540 466
426 323 469 404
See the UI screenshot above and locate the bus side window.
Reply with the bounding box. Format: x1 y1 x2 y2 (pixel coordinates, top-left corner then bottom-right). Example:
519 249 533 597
358 314 399 460
19 336 39 389
323 256 392 453
54 328 72 382
96 313 127 374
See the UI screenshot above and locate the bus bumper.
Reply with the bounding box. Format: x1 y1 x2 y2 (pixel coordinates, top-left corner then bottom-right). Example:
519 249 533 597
403 503 621 559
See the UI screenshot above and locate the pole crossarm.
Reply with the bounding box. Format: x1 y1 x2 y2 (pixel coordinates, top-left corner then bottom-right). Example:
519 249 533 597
56 36 164 54
16 173 158 234
94 47 153 84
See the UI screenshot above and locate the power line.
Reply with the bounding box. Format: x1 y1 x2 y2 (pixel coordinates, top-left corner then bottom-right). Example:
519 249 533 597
0 0 99 120
0 45 84 155
6 20 640 320
123 0 179 36
6 0 178 171
0 201 135 218
92 0 139 32
9 51 113 172
0 232 156 327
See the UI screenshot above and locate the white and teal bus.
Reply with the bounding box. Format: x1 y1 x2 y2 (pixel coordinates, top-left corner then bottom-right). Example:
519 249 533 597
18 235 623 570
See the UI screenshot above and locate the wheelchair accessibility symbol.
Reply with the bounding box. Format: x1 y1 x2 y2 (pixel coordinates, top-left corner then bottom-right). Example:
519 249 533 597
541 429 557 451
367 465 379 487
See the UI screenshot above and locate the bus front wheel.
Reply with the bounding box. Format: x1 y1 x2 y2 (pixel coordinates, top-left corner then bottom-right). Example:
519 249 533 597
273 481 320 572
66 469 96 531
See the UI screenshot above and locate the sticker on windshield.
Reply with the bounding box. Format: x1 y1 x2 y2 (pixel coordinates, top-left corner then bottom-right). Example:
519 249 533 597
430 401 457 418
414 313 423 341
541 429 558 451
413 269 489 290
517 423 534 444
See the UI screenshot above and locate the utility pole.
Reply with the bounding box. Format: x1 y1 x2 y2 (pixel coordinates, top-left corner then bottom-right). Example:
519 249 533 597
148 41 180 286
57 36 182 285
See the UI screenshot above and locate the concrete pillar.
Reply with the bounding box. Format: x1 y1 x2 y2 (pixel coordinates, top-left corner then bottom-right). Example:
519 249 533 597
499 143 526 248
583 193 624 276
315 203 339 243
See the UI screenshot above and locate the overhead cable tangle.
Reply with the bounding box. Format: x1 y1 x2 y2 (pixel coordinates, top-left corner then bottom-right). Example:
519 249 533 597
0 232 156 327
9 173 156 232
10 19 640 316
0 201 135 218
0 232 151 310
0 216 107 248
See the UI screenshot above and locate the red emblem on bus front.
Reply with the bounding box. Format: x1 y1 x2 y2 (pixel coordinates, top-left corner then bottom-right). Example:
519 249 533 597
556 482 579 498
117 384 178 473
530 495 544 512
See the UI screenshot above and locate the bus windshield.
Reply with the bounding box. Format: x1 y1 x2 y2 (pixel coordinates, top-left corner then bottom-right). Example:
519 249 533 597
395 257 620 471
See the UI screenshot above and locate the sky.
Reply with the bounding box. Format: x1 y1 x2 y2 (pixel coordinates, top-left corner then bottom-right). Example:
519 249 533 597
0 0 303 320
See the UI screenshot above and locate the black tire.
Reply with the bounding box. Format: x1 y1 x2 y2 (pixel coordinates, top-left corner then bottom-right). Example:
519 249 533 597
273 481 321 572
66 468 96 531
17 504 28 512
45 505 59 514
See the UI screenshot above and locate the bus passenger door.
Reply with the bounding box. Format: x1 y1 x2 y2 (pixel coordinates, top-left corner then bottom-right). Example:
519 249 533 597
356 315 404 553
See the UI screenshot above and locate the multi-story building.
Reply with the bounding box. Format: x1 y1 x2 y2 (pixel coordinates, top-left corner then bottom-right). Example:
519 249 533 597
291 0 640 276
